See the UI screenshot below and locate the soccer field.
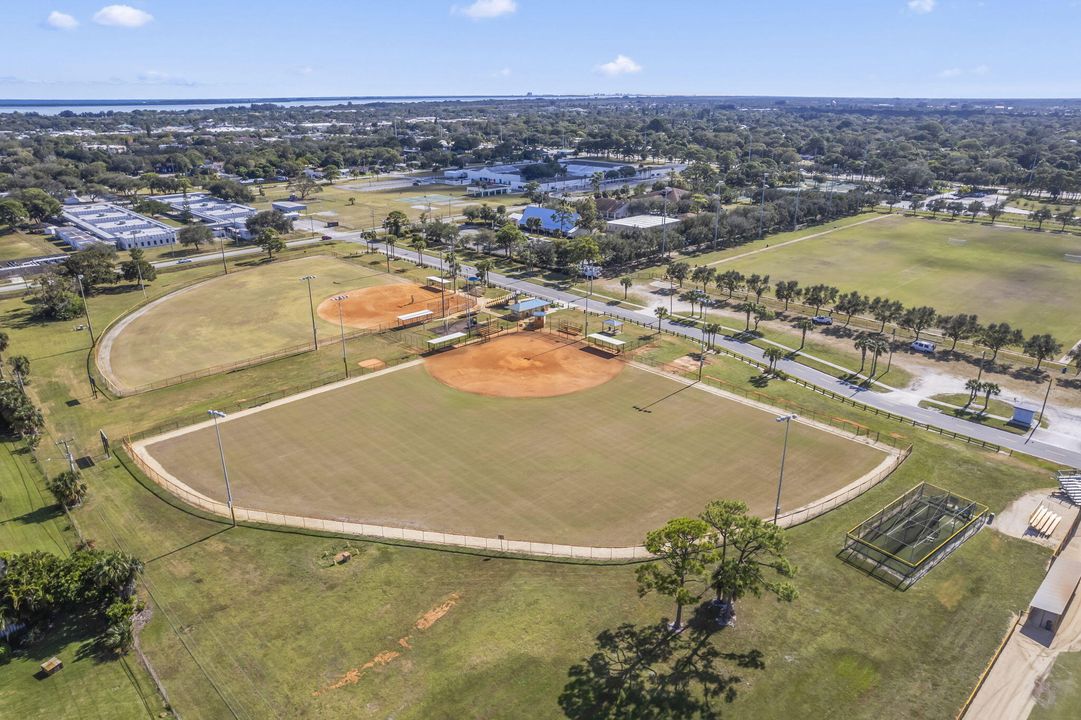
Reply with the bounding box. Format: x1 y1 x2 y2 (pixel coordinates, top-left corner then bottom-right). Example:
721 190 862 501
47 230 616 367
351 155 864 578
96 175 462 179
724 215 1081 343
99 255 396 391
138 354 889 546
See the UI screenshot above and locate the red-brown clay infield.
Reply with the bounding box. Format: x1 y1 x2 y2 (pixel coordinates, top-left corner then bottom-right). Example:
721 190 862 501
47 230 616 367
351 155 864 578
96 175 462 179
316 283 471 330
424 332 624 398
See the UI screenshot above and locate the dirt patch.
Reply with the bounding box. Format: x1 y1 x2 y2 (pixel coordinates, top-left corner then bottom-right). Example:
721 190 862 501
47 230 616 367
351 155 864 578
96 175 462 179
415 593 460 630
317 283 472 330
424 332 624 398
993 489 1078 548
314 651 400 696
357 358 386 371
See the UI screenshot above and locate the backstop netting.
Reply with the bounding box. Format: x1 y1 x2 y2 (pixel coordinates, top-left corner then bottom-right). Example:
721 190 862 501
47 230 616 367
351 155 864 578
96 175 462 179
840 482 988 589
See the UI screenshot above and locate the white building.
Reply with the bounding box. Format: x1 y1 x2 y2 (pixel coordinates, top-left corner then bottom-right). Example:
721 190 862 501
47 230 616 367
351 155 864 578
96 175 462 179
443 158 644 193
61 203 177 250
605 214 680 232
154 193 257 240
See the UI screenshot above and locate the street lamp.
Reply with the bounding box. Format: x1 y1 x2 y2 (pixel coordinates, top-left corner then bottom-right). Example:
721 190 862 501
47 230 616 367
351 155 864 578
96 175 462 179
773 414 798 524
332 294 349 377
300 275 319 349
75 274 96 345
219 234 229 275
207 410 236 527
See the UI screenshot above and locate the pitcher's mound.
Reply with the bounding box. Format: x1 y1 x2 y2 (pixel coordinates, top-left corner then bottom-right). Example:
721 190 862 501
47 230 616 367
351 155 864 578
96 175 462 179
424 332 623 398
317 283 471 330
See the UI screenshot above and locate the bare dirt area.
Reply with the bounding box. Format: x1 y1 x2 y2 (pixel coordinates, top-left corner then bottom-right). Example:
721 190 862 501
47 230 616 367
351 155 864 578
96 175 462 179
317 283 472 330
993 490 1079 549
424 332 624 398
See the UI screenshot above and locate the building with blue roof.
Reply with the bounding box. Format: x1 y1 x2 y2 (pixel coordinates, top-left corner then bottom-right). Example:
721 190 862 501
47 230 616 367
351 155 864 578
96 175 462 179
517 205 581 236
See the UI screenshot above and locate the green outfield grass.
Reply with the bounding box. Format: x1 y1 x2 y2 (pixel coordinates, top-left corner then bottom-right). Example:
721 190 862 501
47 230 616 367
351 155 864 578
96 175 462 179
101 254 402 390
1031 651 1081 720
142 357 887 546
722 214 1081 342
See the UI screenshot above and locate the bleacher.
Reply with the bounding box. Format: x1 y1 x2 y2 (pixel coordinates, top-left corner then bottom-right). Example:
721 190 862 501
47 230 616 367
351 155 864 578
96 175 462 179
1059 471 1081 505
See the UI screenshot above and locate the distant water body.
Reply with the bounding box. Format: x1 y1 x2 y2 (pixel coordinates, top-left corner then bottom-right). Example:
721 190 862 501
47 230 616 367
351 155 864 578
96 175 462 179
0 95 601 115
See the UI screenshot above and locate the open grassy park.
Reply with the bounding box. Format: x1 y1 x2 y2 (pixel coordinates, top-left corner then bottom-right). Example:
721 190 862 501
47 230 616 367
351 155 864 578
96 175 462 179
721 214 1081 343
0 240 1064 719
250 180 526 230
0 229 66 262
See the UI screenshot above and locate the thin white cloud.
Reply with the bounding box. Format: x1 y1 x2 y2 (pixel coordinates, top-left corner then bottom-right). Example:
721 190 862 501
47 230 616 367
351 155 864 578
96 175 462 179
938 64 991 79
453 0 517 19
494 66 512 77
907 0 936 13
93 4 154 28
135 71 196 87
45 11 79 30
596 55 642 77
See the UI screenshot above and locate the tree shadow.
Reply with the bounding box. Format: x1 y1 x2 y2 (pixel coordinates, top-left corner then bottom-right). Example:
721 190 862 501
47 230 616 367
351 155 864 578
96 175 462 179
559 618 763 719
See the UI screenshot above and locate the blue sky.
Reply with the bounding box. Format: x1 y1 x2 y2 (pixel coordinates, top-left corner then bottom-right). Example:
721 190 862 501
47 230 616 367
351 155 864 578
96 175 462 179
1 0 1078 99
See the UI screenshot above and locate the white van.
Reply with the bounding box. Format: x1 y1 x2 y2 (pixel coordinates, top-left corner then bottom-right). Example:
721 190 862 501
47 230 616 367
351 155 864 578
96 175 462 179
911 340 936 354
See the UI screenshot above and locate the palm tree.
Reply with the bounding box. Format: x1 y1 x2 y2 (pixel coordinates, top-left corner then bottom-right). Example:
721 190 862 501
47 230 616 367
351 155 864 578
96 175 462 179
46 470 87 509
853 334 873 374
795 318 814 350
703 322 722 349
964 379 982 409
867 335 890 377
736 301 756 331
763 346 785 373
653 306 668 333
91 552 144 599
410 235 428 258
619 276 633 299
980 382 1001 414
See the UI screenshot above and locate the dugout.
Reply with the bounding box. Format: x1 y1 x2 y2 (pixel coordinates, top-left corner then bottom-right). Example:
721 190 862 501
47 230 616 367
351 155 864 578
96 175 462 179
1026 556 1081 634
840 482 988 589
587 333 625 355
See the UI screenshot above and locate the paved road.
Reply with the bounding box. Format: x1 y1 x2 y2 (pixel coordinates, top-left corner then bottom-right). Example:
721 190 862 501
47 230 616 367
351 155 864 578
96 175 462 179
377 242 1081 469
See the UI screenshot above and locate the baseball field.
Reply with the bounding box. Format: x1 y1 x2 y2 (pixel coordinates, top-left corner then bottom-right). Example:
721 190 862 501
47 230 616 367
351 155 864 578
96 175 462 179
722 214 1081 343
136 333 889 546
98 255 471 391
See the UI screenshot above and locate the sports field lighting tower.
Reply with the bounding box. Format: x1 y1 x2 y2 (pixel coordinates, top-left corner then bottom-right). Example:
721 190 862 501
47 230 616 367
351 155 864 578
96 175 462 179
75 274 96 345
207 410 236 527
332 294 350 378
300 275 319 349
773 413 798 524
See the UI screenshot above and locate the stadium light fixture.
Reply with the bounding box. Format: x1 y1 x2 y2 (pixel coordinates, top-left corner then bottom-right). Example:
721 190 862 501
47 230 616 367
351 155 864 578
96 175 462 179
773 414 798 524
300 275 319 349
207 409 236 526
332 294 350 377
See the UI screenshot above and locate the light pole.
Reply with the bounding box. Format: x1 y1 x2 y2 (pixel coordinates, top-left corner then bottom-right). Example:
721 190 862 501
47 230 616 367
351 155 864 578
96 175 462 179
207 410 236 527
757 173 769 238
75 274 96 345
332 294 349 377
1027 377 1054 443
773 414 798 524
129 230 146 300
219 234 229 275
300 275 319 349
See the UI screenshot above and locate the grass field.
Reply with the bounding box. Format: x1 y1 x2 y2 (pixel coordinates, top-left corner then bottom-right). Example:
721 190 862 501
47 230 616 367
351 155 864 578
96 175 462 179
140 356 887 546
0 229 66 262
250 181 525 229
0 243 1065 719
722 214 1081 343
101 254 404 389
1031 651 1081 720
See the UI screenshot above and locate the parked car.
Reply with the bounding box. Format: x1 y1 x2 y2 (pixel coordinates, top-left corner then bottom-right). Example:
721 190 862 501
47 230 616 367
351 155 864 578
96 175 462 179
911 340 936 354
321 234 332 241
176 258 193 264
811 315 833 325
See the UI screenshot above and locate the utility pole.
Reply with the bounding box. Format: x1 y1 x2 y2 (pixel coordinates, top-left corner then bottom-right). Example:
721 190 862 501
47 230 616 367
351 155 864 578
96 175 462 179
56 438 76 473
332 295 349 377
300 275 319 349
219 235 229 274
75 274 96 345
773 414 798 524
713 179 722 248
1027 377 1055 443
207 410 236 527
757 173 768 238
792 181 801 231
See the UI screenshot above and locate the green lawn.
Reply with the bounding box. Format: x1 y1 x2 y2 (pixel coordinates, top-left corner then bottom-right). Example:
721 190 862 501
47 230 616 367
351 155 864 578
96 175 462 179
0 229 66 262
0 242 1066 719
249 181 526 230
1031 651 1081 720
101 254 404 391
141 359 887 546
721 214 1081 343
